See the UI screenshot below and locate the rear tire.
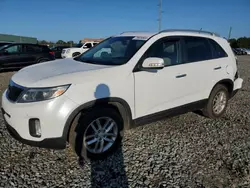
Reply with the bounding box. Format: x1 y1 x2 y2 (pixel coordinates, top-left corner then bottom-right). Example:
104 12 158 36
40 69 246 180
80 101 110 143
38 59 49 63
202 84 229 119
68 107 123 160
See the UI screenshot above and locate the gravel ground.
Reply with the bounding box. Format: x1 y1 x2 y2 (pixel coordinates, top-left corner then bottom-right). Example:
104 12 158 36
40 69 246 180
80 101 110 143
0 56 250 188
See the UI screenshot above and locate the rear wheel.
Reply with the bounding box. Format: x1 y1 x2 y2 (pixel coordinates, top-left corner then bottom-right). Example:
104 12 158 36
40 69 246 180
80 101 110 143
38 59 49 63
69 107 123 160
202 84 229 119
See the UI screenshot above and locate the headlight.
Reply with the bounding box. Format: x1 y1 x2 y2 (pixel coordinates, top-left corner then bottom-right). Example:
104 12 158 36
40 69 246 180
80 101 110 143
17 85 70 103
66 49 70 54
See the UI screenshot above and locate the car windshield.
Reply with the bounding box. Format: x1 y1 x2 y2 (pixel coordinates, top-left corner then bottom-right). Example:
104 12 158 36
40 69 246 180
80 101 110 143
74 36 146 65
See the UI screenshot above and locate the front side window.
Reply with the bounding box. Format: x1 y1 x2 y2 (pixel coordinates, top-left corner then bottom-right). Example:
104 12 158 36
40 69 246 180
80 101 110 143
140 38 180 66
75 36 146 65
183 36 212 63
3 45 22 54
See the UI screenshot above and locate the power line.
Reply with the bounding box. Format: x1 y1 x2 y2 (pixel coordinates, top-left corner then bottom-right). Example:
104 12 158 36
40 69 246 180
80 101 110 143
158 0 162 32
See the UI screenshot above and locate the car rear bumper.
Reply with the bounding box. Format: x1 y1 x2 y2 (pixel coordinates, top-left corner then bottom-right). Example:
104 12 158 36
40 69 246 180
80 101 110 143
233 78 243 91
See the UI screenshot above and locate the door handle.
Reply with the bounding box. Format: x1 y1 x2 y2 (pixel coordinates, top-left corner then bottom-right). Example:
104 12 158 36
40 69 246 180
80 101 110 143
176 74 187 78
214 66 221 70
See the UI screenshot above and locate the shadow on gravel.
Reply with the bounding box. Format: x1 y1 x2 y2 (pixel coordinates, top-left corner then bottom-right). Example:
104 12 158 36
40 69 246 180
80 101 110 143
89 146 128 188
76 83 129 188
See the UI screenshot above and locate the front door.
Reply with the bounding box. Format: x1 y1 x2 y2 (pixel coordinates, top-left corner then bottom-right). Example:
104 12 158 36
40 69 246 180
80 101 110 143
134 37 196 118
0 44 23 69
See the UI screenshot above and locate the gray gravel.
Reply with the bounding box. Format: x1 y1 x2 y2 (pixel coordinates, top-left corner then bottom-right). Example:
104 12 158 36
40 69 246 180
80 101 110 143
1 56 250 188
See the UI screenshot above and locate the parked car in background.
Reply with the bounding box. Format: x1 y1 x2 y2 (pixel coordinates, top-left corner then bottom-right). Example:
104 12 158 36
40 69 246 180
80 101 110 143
0 43 55 71
1 29 243 160
236 48 247 55
241 48 249 55
50 46 70 59
246 49 250 55
61 41 99 58
232 48 241 55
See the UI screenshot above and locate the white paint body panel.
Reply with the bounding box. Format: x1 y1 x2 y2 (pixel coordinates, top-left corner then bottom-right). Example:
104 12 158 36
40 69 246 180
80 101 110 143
1 30 243 143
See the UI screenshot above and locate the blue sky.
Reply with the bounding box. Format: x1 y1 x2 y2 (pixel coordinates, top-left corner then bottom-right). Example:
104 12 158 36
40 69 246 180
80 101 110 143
0 0 249 42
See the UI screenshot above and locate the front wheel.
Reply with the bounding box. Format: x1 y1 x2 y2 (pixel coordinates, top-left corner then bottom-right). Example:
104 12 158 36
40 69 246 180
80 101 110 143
69 107 123 160
72 52 81 57
202 84 229 119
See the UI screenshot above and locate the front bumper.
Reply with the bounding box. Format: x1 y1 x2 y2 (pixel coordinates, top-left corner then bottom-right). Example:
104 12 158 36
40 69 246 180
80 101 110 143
1 90 79 149
61 53 71 58
2 109 65 149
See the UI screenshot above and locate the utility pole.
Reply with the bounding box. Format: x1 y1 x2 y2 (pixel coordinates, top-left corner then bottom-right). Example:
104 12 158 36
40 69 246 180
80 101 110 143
228 26 232 40
158 0 162 32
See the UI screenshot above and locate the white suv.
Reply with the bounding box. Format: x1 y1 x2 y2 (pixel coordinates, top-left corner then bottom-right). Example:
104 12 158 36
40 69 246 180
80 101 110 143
61 41 98 58
1 30 243 160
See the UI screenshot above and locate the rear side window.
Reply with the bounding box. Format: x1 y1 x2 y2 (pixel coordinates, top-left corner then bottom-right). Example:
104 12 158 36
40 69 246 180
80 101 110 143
183 37 213 63
208 39 228 58
25 45 43 53
42 46 50 52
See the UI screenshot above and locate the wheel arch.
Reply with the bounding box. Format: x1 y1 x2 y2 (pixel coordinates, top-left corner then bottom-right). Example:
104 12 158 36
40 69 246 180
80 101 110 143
63 97 133 142
37 58 49 63
211 79 234 97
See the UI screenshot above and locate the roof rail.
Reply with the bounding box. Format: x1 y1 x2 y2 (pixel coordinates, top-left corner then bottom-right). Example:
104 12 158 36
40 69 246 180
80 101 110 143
159 29 220 37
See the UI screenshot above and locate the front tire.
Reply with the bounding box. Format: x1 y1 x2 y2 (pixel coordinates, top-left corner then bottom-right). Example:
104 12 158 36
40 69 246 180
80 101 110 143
202 84 229 119
69 107 123 160
72 52 81 57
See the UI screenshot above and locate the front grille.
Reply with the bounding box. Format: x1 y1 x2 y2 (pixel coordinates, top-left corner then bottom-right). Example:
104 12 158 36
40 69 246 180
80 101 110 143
7 81 24 102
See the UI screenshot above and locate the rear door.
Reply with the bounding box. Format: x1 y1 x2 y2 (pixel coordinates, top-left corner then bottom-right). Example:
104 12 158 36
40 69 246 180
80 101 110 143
22 44 42 65
181 36 219 100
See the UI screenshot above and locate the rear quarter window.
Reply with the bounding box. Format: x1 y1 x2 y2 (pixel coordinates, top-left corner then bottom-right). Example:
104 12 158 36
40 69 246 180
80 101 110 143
208 39 228 58
41 46 51 52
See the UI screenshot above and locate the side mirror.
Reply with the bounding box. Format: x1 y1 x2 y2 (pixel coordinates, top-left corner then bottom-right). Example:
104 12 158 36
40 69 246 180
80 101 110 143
142 57 164 69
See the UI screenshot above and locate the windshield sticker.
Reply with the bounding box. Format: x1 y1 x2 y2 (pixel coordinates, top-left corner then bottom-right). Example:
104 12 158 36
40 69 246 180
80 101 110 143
132 36 149 40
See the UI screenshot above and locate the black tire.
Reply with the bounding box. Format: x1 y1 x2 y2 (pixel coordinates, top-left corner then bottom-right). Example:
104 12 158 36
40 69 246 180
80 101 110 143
72 52 81 57
202 84 229 119
38 59 49 63
68 107 123 160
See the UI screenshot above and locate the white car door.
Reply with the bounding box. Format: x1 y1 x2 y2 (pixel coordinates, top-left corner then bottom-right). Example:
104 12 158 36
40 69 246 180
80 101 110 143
134 37 198 119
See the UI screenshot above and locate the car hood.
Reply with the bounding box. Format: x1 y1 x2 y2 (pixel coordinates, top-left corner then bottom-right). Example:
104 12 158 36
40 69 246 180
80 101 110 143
11 59 112 87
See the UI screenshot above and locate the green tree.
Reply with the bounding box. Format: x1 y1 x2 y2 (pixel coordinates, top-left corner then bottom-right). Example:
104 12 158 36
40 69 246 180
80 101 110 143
56 40 66 45
67 40 74 47
228 38 238 48
237 37 250 48
38 40 48 45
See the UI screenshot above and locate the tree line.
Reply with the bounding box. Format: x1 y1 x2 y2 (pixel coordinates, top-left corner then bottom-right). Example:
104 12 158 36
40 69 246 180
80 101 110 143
228 37 250 49
38 40 77 47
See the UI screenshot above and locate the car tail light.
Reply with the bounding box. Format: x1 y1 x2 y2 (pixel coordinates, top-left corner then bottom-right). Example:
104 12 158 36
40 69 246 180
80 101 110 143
49 51 55 56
